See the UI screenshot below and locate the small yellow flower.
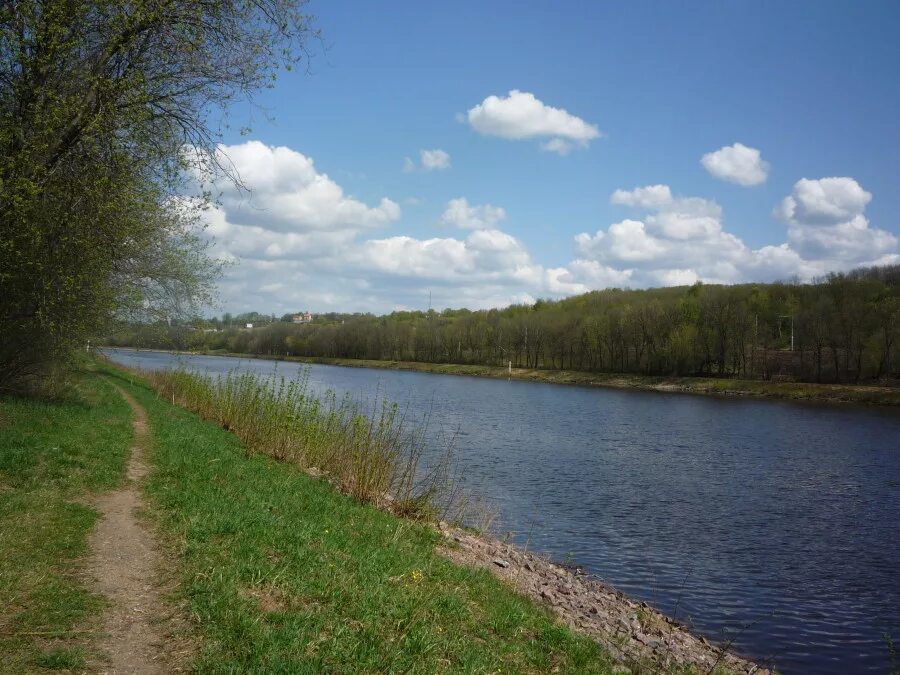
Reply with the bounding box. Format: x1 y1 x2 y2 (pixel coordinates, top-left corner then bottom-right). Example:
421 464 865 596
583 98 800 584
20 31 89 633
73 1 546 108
410 569 424 583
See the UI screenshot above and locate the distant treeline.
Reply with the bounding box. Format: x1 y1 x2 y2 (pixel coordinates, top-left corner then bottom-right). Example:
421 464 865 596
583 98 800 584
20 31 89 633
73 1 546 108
105 266 900 384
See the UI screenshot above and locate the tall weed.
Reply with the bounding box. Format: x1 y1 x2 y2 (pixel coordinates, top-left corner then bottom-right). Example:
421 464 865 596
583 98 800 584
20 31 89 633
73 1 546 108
142 367 457 518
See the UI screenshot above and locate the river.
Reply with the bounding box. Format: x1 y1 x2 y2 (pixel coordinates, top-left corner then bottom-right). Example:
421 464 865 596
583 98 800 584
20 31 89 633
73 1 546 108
103 348 900 674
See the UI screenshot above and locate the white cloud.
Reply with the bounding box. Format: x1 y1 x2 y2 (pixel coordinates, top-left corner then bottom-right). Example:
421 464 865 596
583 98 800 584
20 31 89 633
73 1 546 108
775 177 896 264
611 186 723 240
197 141 400 234
191 141 898 314
441 198 507 229
776 177 872 225
610 185 673 209
404 149 451 172
191 141 591 312
654 268 700 286
467 90 601 154
546 260 633 294
701 143 769 186
420 148 451 171
574 181 897 287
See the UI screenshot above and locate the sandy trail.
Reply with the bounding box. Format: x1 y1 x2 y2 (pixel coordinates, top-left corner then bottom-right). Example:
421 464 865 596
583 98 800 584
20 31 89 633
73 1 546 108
83 385 171 674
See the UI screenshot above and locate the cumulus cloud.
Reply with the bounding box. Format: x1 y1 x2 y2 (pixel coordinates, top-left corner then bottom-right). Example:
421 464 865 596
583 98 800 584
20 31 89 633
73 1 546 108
466 90 601 154
610 184 673 209
197 141 400 233
404 149 451 172
776 177 872 225
441 198 507 229
610 186 723 240
701 143 769 186
192 141 897 314
573 180 897 287
774 177 896 264
193 141 598 312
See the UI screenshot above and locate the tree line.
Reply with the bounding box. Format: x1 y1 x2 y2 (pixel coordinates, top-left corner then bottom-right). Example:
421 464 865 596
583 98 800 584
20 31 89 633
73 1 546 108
107 266 900 384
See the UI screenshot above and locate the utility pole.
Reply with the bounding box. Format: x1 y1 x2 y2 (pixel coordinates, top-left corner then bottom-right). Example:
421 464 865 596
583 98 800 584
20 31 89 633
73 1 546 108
779 314 794 351
753 314 758 375
524 324 528 368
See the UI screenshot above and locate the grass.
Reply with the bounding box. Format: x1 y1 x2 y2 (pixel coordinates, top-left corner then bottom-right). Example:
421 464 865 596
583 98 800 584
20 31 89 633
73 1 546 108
0 372 132 671
98 362 617 673
139 367 454 517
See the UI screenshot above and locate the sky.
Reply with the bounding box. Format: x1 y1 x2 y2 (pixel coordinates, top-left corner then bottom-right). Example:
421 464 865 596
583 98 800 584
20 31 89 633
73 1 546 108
199 0 900 315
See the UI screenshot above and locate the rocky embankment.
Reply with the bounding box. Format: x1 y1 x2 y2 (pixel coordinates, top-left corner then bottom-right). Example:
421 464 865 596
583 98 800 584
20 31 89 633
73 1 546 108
438 523 770 674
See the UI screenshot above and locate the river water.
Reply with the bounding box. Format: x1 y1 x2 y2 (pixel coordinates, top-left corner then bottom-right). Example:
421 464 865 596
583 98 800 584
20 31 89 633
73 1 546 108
104 348 900 674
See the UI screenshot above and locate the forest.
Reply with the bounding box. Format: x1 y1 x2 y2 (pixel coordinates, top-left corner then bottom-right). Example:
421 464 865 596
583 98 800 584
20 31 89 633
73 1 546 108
104 266 900 385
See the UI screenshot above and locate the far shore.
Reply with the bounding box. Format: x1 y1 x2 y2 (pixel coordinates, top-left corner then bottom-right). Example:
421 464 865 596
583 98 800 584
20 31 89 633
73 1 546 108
104 347 900 407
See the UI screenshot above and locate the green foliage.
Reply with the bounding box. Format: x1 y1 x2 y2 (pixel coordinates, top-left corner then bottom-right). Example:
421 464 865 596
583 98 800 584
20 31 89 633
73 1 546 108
110 369 615 673
137 366 454 517
111 266 900 384
0 1 317 393
0 372 132 670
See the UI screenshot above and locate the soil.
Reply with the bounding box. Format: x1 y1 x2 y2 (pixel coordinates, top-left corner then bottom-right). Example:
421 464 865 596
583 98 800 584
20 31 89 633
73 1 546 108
82 385 188 673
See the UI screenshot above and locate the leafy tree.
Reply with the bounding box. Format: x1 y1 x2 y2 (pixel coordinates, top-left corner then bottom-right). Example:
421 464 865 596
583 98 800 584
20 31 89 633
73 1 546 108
0 0 316 392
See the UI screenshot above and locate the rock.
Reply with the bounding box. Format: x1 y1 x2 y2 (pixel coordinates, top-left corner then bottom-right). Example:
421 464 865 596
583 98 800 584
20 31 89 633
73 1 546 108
493 558 510 569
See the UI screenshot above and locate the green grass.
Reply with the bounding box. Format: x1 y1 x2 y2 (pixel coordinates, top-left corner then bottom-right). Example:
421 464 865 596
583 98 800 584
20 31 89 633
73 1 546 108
141 367 444 514
98 364 615 673
0 372 132 671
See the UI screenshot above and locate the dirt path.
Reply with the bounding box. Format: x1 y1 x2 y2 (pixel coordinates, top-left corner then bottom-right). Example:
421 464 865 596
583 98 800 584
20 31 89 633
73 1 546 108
83 385 173 674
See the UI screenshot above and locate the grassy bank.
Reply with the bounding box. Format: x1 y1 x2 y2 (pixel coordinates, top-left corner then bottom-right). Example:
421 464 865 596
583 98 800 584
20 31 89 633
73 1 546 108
141 367 450 517
0 373 132 670
93 362 619 673
139 348 900 406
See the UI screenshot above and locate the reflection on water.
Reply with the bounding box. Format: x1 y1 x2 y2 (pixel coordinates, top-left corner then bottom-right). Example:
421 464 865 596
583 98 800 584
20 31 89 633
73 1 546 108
104 349 900 674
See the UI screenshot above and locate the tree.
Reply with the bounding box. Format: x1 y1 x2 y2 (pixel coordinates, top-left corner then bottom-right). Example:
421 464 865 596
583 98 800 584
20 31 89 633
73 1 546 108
0 0 317 392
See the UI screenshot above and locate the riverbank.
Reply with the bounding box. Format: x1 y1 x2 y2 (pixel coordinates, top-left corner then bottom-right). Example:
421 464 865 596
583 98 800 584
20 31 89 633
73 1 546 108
101 359 767 672
0 360 771 672
112 347 900 406
2 365 611 671
101 363 618 672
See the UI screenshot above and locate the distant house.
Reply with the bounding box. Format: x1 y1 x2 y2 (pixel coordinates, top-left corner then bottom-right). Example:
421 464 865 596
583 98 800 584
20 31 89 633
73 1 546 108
245 323 253 329
292 311 313 324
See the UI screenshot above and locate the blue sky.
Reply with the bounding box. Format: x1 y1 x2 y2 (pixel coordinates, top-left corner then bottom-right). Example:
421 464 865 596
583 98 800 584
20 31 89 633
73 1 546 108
203 0 900 313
